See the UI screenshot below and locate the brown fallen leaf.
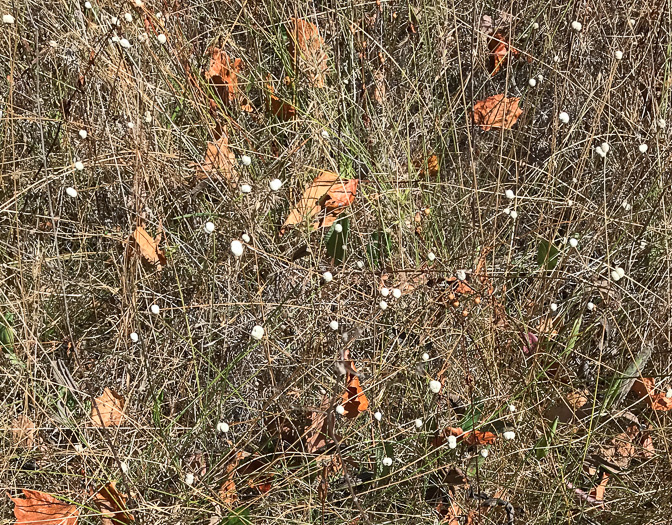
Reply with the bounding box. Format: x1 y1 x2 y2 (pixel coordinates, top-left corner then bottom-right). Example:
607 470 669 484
433 426 497 447
631 377 672 411
129 226 166 267
196 131 237 181
287 18 328 88
93 482 134 525
265 80 296 121
488 32 519 75
414 154 439 178
91 388 126 427
280 172 358 234
11 415 36 448
306 395 338 453
9 489 79 525
341 349 369 418
589 472 609 503
544 390 589 423
204 48 242 107
472 94 522 131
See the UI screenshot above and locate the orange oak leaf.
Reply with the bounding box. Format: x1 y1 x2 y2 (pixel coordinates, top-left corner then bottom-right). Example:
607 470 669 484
488 32 519 75
288 18 328 88
472 94 522 131
129 226 166 267
589 472 609 503
204 48 242 107
341 350 369 418
265 80 296 121
280 172 358 234
631 377 672 411
433 427 496 447
11 415 36 448
93 482 134 525
196 132 237 181
91 388 126 427
9 489 79 525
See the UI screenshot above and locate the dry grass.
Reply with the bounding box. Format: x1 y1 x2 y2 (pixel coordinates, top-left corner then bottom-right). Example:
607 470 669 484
1 0 671 523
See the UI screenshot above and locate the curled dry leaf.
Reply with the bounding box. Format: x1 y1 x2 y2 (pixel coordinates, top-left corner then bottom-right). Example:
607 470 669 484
93 481 134 525
544 390 589 423
11 415 36 448
287 18 328 88
433 426 497 447
306 395 339 452
414 154 439 178
10 489 79 525
472 94 522 131
280 171 358 234
631 377 672 411
204 48 242 107
196 132 237 181
129 226 166 267
341 349 369 417
488 32 519 75
588 472 609 504
91 388 126 427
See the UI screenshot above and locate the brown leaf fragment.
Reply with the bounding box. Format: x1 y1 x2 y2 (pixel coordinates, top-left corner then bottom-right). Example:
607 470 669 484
11 415 36 448
305 396 337 453
472 94 522 131
129 226 166 267
265 80 296 121
204 48 242 107
287 18 328 88
631 377 672 411
93 482 134 525
91 388 126 427
9 489 79 525
341 349 369 418
197 132 237 181
487 32 519 75
280 172 358 234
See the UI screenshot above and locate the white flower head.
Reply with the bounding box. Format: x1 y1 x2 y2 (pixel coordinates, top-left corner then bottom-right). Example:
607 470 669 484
622 200 631 211
456 270 467 281
130 332 139 343
334 223 343 233
447 435 457 449
508 404 516 412
503 430 516 440
335 405 345 415
79 129 88 139
184 473 194 486
616 267 625 278
84 1 92 9
595 145 605 157
528 78 537 87
532 22 539 29
379 300 388 310
251 325 264 340
204 221 215 234
374 411 382 421
537 74 544 82
321 130 329 139
240 184 252 193
217 421 230 433
666 389 672 399
157 34 167 44
380 287 390 297
65 187 78 198
120 461 129 473
49 40 58 48
3 14 16 24
571 20 582 31
111 36 120 43
415 418 423 428
119 38 132 49
124 12 133 22
505 189 515 200
601 142 610 154
427 252 436 261
269 178 283 191
322 271 333 283
392 288 402 299
558 111 570 124
241 154 251 166
74 161 84 171
614 50 623 60
356 260 364 269
503 207 511 215
382 457 393 467
657 118 666 129
241 233 250 243
550 302 558 312
429 380 442 394
144 111 153 123
569 237 578 248
150 304 160 315
639 143 648 153
587 302 595 311
329 320 339 331
421 352 430 362
480 448 490 458
509 210 518 220
231 240 244 257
